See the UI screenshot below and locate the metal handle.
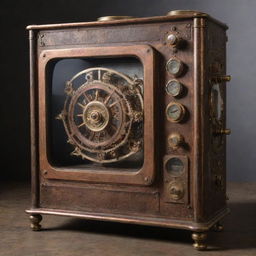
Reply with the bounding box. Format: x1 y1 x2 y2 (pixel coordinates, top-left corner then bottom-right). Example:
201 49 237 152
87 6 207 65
210 75 231 83
214 129 231 135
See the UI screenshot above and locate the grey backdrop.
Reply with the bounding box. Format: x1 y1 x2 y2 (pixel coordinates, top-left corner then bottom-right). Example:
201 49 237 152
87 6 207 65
1 0 255 181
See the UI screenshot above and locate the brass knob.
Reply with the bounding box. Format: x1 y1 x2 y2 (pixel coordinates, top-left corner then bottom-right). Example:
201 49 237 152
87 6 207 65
166 33 185 48
167 33 178 45
214 129 231 135
211 75 231 83
89 111 102 123
97 16 133 21
168 181 184 201
166 10 207 16
168 133 184 149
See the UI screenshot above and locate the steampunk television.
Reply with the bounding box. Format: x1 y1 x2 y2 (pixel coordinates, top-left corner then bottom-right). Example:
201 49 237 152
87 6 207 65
26 10 231 250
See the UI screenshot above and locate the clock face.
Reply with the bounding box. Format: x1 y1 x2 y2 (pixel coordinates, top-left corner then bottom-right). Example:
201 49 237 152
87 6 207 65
49 57 144 167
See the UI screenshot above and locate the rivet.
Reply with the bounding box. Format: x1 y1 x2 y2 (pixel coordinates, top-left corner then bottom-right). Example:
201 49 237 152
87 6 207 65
171 26 177 31
43 170 48 175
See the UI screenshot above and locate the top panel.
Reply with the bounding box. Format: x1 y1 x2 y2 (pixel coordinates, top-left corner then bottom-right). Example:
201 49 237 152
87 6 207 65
26 10 228 31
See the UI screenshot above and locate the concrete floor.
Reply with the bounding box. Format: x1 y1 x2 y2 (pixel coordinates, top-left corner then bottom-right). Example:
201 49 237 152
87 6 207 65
0 182 255 256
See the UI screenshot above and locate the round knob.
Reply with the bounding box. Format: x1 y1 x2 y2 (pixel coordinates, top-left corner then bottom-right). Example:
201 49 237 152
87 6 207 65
166 10 207 16
97 16 133 21
90 111 102 123
83 101 109 132
166 58 184 77
168 133 184 149
168 181 184 201
167 33 179 45
166 33 184 48
166 102 186 123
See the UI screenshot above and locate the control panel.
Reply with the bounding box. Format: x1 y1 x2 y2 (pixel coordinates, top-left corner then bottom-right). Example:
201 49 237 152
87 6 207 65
163 24 190 204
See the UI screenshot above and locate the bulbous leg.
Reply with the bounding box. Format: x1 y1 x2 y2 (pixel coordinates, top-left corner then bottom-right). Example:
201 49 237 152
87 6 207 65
29 214 42 231
212 222 223 232
192 232 207 251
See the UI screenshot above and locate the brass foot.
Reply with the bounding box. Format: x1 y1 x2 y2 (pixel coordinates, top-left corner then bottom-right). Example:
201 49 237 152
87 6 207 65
192 232 207 251
212 222 223 232
29 214 42 231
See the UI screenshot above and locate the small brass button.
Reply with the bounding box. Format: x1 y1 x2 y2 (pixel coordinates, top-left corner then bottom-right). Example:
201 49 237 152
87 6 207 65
168 181 184 201
166 33 184 48
167 33 178 45
168 133 184 149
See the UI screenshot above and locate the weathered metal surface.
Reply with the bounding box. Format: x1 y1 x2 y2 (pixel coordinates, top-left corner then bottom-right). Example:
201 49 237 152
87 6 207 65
27 11 229 249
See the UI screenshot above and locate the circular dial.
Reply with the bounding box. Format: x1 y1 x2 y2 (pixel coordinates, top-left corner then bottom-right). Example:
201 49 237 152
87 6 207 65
166 58 184 77
59 67 144 163
166 79 183 97
166 102 186 122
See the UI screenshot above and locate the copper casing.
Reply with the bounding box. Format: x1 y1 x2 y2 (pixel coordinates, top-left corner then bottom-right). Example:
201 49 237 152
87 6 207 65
27 12 229 235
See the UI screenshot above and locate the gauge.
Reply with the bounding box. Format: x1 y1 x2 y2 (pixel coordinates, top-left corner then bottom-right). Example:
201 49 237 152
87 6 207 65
165 157 184 176
166 102 186 122
166 58 184 77
166 79 183 97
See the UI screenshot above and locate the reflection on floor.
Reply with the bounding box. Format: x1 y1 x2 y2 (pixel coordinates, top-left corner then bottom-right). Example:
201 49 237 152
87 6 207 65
0 182 255 256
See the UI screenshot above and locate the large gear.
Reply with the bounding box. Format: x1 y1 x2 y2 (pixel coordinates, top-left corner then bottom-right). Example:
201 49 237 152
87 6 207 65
57 67 144 163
